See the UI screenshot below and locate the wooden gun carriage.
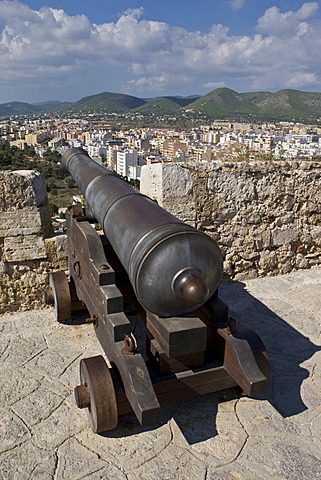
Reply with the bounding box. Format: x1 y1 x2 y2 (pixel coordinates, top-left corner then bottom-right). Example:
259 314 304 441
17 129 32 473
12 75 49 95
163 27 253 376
45 148 269 433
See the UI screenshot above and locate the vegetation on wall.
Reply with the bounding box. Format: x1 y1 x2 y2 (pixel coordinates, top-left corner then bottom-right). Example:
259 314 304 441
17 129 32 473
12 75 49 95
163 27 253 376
0 143 78 212
0 143 140 213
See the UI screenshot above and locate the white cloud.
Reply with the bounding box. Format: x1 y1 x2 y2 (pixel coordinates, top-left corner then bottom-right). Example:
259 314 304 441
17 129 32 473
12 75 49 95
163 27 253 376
256 2 318 36
228 0 245 10
123 75 170 92
285 71 318 88
122 7 145 19
0 1 320 101
295 2 319 20
202 81 226 89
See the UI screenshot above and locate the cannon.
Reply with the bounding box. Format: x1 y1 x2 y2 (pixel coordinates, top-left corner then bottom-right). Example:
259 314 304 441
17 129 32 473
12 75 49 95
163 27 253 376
46 148 270 433
62 148 223 317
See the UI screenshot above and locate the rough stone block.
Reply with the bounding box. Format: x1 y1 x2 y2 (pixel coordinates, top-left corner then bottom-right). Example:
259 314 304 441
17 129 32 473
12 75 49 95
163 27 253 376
140 163 193 203
0 170 47 210
140 163 164 201
295 253 309 269
0 261 9 274
259 250 277 270
55 234 68 260
21 271 48 287
310 226 321 241
0 170 52 238
0 208 43 237
271 226 299 247
3 235 47 262
44 236 68 271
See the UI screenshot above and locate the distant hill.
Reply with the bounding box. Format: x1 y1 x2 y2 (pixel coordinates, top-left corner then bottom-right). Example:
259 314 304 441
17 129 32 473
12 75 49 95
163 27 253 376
69 92 146 113
0 101 43 116
142 95 200 102
0 100 69 116
185 88 260 117
161 95 201 107
32 100 63 106
186 88 321 121
1 89 321 121
33 100 71 112
134 96 199 114
246 89 321 119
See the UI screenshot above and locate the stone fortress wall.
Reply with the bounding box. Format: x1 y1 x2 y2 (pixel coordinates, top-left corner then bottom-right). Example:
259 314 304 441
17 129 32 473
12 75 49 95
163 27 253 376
0 170 67 313
140 161 321 281
1 161 320 312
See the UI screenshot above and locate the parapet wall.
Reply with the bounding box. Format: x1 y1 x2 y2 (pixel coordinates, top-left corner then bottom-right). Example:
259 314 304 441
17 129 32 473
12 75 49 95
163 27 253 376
140 161 321 280
1 162 320 312
0 170 67 313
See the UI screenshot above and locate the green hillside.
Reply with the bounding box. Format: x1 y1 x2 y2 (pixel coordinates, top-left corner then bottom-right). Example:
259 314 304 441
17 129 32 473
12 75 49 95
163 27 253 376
134 97 184 114
70 92 146 113
34 100 71 112
185 88 321 120
163 96 200 107
0 100 69 116
185 88 260 116
1 88 321 121
246 89 321 119
240 91 271 105
0 101 42 116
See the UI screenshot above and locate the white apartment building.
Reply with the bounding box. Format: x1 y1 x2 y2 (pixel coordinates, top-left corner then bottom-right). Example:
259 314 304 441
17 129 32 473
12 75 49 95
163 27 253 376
128 165 141 180
68 138 83 148
116 150 138 177
106 147 117 170
116 149 147 179
86 145 100 158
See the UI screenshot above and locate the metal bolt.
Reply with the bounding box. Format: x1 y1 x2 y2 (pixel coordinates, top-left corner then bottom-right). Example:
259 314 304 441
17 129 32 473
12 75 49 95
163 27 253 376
100 264 110 270
85 316 97 325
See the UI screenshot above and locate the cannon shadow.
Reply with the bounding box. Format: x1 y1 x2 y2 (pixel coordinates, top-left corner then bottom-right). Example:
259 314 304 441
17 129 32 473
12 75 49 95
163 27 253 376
218 279 321 417
100 278 321 444
161 278 320 444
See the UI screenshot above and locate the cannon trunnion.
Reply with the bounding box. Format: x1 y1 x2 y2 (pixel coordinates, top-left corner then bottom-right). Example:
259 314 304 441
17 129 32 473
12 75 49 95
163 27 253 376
46 149 270 433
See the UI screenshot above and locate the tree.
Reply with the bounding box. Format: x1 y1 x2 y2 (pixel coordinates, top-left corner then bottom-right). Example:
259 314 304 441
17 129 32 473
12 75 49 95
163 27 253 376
46 177 57 191
66 177 76 189
43 148 62 163
49 202 58 215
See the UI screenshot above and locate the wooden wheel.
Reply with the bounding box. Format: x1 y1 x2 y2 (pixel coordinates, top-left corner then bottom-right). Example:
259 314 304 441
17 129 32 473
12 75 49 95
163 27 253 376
47 271 72 322
74 355 118 433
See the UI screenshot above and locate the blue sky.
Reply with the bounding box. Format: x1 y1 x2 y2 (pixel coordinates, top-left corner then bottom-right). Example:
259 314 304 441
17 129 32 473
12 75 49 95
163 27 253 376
0 0 320 102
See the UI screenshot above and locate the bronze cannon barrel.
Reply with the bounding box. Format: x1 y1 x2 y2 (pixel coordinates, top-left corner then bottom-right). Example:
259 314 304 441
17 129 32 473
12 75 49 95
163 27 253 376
62 148 223 317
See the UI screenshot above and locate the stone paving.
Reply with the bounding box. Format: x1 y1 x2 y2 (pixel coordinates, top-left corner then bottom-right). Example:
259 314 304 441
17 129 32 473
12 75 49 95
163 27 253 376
1 268 321 480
